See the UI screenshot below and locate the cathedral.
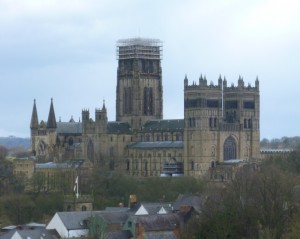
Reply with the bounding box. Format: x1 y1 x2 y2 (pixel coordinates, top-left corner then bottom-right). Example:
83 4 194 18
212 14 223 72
30 38 260 178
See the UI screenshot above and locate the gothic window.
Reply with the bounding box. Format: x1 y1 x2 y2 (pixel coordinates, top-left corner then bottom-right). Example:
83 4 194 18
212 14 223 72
144 160 148 171
214 118 217 127
143 87 153 115
244 119 248 128
209 117 213 128
68 137 74 146
124 87 132 114
248 119 252 128
156 135 160 141
224 136 237 161
164 134 168 141
126 160 130 171
191 161 195 170
87 139 94 162
153 159 157 170
135 159 139 170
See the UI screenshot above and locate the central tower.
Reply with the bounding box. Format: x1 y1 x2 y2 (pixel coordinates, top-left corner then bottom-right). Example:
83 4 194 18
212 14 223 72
116 38 163 130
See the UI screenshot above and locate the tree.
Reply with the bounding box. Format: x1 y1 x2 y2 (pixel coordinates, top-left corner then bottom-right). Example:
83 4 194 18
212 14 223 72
0 194 35 224
0 145 8 160
192 165 297 239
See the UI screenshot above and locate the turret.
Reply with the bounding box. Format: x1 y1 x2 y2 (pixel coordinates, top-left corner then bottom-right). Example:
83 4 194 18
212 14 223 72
47 98 57 129
184 75 188 88
30 99 39 131
95 101 108 134
255 76 259 90
238 75 244 88
82 109 90 122
218 75 222 89
223 77 227 88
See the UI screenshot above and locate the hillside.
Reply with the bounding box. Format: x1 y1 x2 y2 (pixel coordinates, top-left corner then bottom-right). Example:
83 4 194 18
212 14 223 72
0 136 30 149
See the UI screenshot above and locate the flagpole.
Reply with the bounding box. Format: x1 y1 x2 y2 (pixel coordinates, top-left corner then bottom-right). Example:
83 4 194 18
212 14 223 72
76 176 79 198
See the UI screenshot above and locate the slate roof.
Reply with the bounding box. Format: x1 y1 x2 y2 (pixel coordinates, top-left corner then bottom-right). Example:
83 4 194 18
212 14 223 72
57 122 82 134
15 228 58 239
144 231 178 239
56 211 100 230
107 122 132 134
173 194 203 214
107 230 133 239
0 228 58 239
137 203 173 215
141 119 184 133
99 211 130 224
127 141 183 149
55 211 130 231
104 207 131 213
130 214 181 232
35 160 84 169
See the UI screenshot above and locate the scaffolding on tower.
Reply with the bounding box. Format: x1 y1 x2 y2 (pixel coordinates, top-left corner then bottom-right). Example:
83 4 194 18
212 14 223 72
116 37 163 60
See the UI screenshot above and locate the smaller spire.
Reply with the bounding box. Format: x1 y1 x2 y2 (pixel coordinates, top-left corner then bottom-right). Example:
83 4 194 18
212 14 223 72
184 74 188 87
69 115 75 123
255 76 259 89
102 99 106 111
47 98 57 129
30 99 39 130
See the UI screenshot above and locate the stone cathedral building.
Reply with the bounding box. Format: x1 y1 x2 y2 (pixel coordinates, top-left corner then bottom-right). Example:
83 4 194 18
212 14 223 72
30 38 260 178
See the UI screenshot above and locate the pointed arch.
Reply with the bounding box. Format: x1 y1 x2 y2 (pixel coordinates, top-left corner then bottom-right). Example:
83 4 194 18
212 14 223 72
87 139 94 162
224 136 237 161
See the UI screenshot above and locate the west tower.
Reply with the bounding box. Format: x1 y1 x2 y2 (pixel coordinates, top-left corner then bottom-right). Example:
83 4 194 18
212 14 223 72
116 38 163 131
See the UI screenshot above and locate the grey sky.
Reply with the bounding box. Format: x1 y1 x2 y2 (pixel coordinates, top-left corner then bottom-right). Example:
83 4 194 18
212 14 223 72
0 0 299 139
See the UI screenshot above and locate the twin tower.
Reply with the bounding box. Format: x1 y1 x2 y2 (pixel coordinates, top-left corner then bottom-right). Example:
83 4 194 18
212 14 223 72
30 38 260 178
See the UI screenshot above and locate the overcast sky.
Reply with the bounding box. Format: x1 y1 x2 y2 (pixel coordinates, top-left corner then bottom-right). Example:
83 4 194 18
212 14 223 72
0 0 299 139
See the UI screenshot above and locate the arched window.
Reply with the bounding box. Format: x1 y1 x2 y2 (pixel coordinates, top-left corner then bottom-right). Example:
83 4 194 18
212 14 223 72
244 119 248 128
68 137 74 146
82 205 87 211
87 139 94 162
126 160 130 171
224 136 237 161
153 159 157 170
191 161 195 170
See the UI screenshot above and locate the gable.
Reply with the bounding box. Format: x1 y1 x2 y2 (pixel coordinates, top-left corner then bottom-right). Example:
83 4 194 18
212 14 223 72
46 213 68 238
135 204 149 215
158 207 167 215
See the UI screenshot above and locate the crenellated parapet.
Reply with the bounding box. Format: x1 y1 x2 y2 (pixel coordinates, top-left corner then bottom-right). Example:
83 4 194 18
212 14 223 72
223 76 259 92
184 74 222 91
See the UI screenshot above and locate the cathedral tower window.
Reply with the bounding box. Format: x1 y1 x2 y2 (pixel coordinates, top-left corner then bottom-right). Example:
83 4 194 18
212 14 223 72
224 136 237 161
87 139 94 162
191 161 195 170
143 87 153 115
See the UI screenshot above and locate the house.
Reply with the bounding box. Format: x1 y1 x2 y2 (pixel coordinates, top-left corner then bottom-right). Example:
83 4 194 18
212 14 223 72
0 224 58 239
46 211 98 238
124 214 182 239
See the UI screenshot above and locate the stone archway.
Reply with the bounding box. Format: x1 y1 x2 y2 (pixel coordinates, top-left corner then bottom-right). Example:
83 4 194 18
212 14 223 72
224 136 237 161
